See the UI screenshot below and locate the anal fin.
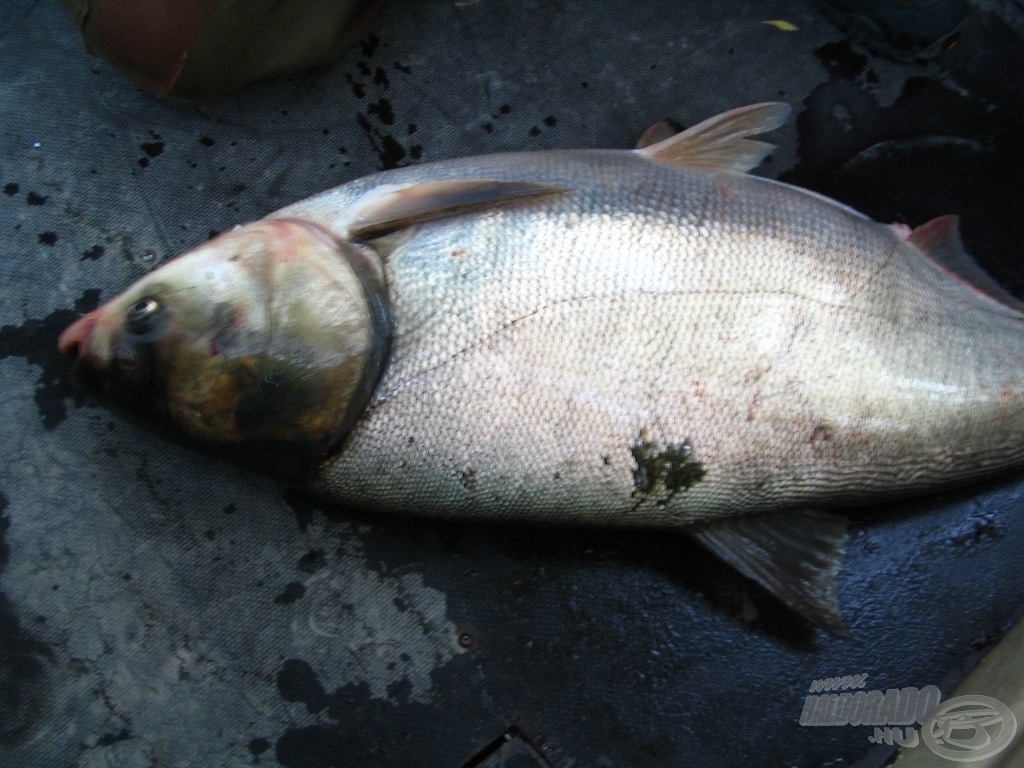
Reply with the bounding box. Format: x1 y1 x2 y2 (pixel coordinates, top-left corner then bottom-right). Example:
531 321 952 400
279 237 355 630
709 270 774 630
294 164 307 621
687 508 849 634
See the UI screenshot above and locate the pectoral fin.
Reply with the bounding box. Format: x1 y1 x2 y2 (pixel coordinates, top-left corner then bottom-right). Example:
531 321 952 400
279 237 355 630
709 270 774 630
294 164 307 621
687 508 849 634
341 179 568 240
636 102 792 173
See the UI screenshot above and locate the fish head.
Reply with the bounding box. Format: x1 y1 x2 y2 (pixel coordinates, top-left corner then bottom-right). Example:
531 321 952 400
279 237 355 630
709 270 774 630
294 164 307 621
58 219 389 476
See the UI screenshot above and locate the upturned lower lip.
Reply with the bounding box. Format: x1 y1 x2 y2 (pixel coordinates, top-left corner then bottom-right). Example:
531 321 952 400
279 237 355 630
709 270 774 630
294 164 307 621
57 312 99 359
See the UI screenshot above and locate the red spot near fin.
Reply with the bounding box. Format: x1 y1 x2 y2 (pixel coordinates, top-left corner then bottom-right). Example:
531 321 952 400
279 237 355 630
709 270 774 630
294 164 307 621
888 222 912 241
908 215 1024 314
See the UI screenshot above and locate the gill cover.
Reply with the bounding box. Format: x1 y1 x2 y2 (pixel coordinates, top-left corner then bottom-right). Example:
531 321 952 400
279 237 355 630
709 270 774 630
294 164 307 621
66 219 389 477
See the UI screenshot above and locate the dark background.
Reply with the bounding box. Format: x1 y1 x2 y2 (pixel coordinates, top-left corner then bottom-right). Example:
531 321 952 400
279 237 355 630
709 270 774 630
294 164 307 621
1 1 1023 766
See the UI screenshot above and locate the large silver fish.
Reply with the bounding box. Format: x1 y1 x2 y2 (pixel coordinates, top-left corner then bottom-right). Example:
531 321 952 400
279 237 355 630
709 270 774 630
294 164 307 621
58 103 1024 632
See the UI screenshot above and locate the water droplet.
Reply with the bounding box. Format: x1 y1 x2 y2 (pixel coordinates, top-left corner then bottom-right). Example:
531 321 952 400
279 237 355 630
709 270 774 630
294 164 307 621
133 248 160 268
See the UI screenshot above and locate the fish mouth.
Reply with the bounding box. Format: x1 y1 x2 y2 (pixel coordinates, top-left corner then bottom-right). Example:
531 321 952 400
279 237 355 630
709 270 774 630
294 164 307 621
57 311 99 360
57 311 108 393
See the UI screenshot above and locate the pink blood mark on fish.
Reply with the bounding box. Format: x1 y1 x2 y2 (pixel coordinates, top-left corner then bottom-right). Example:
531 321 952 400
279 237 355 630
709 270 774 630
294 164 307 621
267 221 305 263
889 222 913 241
208 305 244 357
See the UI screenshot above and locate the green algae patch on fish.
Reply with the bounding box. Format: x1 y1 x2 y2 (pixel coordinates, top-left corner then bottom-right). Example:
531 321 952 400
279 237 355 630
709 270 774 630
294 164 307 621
630 436 707 496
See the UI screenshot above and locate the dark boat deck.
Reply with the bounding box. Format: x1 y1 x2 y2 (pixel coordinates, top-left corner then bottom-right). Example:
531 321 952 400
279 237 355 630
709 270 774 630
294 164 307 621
1 1 1023 765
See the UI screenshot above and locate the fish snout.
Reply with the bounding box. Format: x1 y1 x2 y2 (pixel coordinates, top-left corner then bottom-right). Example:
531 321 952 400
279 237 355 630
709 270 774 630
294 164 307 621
57 311 100 359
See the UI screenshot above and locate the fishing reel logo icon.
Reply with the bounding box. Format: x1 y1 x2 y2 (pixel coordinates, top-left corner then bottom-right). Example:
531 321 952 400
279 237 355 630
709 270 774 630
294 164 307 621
921 695 1017 762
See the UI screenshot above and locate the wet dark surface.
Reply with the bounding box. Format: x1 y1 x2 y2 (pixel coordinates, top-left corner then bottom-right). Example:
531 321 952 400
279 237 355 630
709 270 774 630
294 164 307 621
1 1 1024 766
784 15 1024 297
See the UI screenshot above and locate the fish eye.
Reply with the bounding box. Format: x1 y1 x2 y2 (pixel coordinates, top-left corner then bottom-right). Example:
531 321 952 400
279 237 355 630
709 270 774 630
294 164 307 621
125 296 162 335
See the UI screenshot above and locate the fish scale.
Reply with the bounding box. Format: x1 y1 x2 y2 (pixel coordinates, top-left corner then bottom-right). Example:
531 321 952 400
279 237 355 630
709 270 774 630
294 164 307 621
294 152 1023 523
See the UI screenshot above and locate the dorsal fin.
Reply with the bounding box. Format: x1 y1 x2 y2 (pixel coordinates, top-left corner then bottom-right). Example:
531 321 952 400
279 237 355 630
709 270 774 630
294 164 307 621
636 102 792 173
909 215 1024 313
340 180 567 240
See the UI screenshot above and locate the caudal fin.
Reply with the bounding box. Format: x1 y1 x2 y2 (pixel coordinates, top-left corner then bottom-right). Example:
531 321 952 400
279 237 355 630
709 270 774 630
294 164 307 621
909 215 1024 314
